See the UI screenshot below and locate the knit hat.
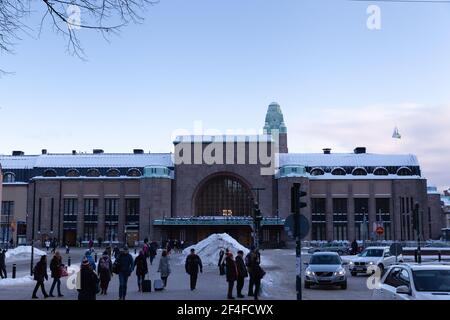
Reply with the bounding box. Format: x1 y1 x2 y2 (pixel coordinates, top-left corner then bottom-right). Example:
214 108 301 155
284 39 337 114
82 258 90 266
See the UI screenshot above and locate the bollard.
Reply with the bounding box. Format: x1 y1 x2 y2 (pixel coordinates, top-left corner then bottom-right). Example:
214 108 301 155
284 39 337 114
12 264 16 279
95 253 98 263
414 250 418 263
68 257 71 267
438 251 442 262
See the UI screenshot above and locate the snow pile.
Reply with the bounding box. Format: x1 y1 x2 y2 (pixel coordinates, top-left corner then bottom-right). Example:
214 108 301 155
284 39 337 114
182 233 250 266
0 276 34 287
5 246 47 261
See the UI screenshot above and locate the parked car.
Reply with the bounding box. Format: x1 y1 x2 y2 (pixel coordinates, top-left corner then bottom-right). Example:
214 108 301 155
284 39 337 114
304 252 348 290
349 246 402 276
307 242 350 256
372 263 450 300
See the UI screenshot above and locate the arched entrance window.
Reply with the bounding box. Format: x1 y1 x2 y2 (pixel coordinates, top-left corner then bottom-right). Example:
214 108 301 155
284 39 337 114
195 175 253 216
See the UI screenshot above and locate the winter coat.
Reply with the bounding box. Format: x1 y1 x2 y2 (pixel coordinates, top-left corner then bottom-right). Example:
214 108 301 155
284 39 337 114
245 251 261 274
225 256 238 283
185 254 203 275
235 255 248 279
150 242 158 257
50 256 63 279
97 255 112 282
83 253 96 271
251 264 266 281
117 252 134 275
33 260 48 282
0 252 5 268
158 256 171 278
134 254 148 276
77 265 98 300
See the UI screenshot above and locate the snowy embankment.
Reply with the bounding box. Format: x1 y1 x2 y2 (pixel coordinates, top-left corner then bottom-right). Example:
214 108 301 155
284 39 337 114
5 246 47 262
182 233 250 267
0 275 35 287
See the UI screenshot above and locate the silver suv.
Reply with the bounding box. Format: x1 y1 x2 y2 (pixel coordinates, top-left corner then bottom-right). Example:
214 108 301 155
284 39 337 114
304 252 348 290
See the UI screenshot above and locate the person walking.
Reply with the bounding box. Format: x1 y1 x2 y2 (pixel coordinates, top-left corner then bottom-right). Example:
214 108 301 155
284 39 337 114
185 249 203 291
149 241 158 265
65 242 70 255
225 252 238 300
77 258 99 300
0 250 7 279
218 250 226 276
113 246 120 260
97 251 113 295
117 247 134 300
134 250 148 292
249 249 265 300
51 238 58 254
32 255 49 299
351 239 359 255
235 250 248 298
88 239 94 251
45 239 51 252
158 250 171 287
83 250 96 270
49 252 64 297
143 239 150 261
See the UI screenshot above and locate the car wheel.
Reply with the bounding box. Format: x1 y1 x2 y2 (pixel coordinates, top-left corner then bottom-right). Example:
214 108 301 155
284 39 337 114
341 282 348 290
351 272 357 277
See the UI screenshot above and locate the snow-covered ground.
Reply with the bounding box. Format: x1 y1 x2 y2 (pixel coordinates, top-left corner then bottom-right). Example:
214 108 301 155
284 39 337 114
182 233 250 267
0 275 35 287
4 246 47 262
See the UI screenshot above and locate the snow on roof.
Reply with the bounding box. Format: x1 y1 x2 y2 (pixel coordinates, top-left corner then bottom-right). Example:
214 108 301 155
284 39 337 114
174 135 273 143
0 153 173 169
278 153 419 168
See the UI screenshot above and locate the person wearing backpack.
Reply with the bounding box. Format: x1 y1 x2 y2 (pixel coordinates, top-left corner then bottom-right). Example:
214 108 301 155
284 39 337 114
97 251 113 295
32 255 49 299
134 250 148 292
49 251 64 298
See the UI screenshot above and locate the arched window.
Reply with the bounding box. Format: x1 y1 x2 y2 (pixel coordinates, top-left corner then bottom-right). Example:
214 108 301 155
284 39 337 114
397 167 412 176
310 168 325 176
43 169 57 177
66 169 80 177
106 168 120 177
195 175 253 216
352 167 367 176
331 167 346 176
3 172 15 183
86 169 100 177
127 168 142 177
373 167 389 176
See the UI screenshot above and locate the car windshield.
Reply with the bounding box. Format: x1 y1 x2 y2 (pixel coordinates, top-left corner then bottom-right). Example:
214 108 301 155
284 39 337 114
360 249 383 257
412 270 450 292
310 255 341 265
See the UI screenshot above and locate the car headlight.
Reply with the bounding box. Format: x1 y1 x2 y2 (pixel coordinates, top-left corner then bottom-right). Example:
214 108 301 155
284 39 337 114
335 268 346 276
305 268 315 276
349 261 354 266
368 261 374 265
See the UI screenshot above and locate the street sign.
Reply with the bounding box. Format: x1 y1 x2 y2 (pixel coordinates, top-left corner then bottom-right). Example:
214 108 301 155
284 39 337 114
376 226 384 235
284 214 310 240
390 243 403 257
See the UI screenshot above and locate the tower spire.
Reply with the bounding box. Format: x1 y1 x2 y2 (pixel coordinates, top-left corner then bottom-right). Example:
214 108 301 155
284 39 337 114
263 102 288 153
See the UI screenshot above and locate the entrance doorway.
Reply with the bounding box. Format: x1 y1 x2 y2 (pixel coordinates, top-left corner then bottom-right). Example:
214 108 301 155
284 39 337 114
63 230 77 246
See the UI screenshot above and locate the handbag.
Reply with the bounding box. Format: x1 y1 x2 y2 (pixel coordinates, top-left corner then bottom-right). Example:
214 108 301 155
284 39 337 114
59 265 69 278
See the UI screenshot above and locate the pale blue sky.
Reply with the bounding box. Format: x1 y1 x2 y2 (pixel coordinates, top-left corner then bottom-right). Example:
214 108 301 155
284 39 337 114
1 0 450 189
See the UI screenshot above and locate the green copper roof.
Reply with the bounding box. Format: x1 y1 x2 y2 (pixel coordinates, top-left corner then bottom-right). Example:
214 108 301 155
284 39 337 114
263 102 287 134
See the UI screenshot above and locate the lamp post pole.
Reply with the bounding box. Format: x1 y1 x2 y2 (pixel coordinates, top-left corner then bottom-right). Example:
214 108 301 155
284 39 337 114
251 188 265 249
30 181 37 276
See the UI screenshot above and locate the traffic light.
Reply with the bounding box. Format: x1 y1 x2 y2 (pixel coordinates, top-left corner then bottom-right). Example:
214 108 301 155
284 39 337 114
291 183 307 214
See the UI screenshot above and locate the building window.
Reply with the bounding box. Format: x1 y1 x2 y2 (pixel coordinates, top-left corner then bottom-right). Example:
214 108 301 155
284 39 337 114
83 224 97 242
352 168 367 176
376 198 391 240
105 199 119 242
106 169 120 177
3 172 15 183
354 198 369 241
333 198 348 241
311 198 326 240
66 169 80 177
43 169 57 177
195 175 253 216
126 198 140 225
310 168 325 176
84 199 99 226
331 167 346 176
105 199 119 216
397 167 412 176
127 168 142 177
63 199 78 223
86 169 100 177
105 225 118 243
1 201 14 244
373 167 389 176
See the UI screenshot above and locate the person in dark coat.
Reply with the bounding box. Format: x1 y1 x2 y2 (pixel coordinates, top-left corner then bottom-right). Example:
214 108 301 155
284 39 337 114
77 258 99 300
32 255 49 299
235 250 248 298
117 247 134 300
49 251 64 297
97 251 113 295
149 241 158 265
134 251 148 292
185 249 203 291
218 250 225 276
351 239 359 255
0 250 7 279
51 238 58 254
249 249 265 300
225 253 238 300
246 246 261 297
113 246 120 260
